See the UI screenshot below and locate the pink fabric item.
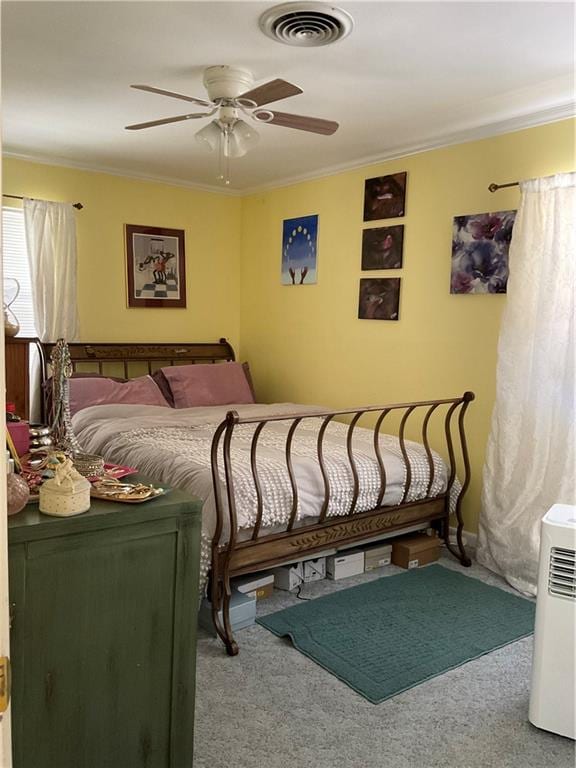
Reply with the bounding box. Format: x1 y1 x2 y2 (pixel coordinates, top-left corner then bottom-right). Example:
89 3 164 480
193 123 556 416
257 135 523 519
161 362 255 408
68 375 169 415
7 421 30 458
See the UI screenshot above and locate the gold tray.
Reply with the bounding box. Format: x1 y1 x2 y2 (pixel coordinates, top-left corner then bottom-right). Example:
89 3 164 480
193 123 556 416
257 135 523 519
90 483 167 504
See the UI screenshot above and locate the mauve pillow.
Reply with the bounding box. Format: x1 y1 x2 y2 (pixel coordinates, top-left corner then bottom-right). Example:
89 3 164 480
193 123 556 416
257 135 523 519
68 375 169 416
151 369 175 407
161 362 255 408
44 372 126 419
152 362 256 407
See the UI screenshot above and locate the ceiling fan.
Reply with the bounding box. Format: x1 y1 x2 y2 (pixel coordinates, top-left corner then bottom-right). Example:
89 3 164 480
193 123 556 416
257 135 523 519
125 65 339 184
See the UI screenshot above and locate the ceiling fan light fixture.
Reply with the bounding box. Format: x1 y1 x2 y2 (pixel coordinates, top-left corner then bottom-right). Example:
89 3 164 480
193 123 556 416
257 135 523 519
195 118 260 159
195 120 222 152
229 119 260 155
259 2 354 47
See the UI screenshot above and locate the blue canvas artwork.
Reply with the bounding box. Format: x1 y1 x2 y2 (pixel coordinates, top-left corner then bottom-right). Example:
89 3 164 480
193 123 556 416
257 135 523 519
451 210 516 294
281 215 318 285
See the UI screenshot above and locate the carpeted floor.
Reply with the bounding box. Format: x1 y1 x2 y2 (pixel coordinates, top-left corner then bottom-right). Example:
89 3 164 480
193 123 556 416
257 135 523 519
194 554 575 768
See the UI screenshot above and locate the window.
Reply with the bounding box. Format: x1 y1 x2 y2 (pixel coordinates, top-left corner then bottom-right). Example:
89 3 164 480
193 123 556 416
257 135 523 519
2 207 37 336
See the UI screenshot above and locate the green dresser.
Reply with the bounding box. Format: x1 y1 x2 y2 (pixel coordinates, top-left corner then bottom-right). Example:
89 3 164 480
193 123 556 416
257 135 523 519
8 482 202 768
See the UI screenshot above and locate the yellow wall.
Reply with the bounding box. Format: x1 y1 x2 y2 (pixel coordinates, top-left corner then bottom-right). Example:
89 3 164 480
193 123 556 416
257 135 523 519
4 120 575 531
239 119 576 532
2 158 242 349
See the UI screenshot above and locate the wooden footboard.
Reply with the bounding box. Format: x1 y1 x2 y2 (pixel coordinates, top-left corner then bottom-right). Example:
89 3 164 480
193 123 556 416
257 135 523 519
209 391 475 655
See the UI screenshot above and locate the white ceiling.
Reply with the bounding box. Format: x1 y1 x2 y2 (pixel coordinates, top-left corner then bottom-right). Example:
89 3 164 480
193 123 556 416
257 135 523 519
2 1 574 193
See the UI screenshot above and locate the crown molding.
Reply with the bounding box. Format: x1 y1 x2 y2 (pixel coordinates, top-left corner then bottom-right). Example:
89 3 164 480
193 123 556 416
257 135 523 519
4 102 574 198
1 151 242 197
241 102 576 195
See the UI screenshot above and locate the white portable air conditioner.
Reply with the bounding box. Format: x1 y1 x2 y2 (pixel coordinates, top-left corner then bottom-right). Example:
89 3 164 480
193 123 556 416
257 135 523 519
529 504 576 739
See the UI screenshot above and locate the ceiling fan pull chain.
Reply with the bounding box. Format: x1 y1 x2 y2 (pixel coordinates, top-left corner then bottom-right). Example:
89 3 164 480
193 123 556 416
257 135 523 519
217 129 225 183
225 152 231 186
224 129 231 186
216 125 232 186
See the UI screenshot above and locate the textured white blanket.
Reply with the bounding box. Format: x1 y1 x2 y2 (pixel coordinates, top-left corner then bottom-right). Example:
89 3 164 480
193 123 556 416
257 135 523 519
73 403 458 587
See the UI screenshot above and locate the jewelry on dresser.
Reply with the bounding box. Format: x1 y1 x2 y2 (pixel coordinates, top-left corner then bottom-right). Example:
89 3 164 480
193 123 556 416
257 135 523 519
73 453 105 478
91 478 164 502
28 424 55 453
49 338 82 455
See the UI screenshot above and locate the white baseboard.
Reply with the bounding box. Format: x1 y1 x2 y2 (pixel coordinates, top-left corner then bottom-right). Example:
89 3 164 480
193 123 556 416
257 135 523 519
448 526 478 552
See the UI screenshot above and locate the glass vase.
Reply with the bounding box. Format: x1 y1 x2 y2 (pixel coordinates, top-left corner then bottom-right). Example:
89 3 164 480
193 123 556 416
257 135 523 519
7 473 29 515
3 277 21 337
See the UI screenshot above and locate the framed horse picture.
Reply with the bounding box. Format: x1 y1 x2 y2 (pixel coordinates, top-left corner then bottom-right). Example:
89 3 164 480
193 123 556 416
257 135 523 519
125 224 186 308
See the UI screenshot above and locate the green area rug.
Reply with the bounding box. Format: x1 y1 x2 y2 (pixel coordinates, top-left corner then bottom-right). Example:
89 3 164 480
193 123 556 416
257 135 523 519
257 565 535 704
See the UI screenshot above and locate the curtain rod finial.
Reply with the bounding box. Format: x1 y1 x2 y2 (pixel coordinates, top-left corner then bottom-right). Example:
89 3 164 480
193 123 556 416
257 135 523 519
488 183 498 193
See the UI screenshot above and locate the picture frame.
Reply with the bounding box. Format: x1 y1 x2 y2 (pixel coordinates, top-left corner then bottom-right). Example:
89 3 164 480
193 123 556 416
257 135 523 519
281 214 318 285
125 224 186 308
363 172 407 222
361 225 404 270
358 278 401 320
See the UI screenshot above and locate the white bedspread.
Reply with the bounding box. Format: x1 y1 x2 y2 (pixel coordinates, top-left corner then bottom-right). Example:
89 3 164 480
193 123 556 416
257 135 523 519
73 402 458 591
73 402 455 541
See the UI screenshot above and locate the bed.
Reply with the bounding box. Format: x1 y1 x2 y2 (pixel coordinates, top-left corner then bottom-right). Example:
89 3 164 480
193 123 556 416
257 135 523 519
41 339 475 655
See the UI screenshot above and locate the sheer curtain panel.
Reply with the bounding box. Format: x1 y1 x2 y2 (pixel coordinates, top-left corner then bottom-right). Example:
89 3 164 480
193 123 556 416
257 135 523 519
23 199 79 341
478 172 576 595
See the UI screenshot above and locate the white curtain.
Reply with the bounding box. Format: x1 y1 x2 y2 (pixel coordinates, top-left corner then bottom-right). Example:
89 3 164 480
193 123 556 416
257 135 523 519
23 199 79 342
477 172 576 595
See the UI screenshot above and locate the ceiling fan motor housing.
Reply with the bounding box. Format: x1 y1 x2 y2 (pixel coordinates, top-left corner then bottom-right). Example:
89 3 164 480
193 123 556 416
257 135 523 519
203 65 254 101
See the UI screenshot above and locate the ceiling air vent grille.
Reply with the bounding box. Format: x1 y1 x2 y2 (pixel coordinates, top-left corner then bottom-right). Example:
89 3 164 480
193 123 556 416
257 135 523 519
259 3 354 47
549 546 576 599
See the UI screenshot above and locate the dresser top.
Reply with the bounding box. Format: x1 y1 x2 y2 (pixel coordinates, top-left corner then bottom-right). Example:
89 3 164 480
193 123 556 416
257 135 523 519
8 476 201 543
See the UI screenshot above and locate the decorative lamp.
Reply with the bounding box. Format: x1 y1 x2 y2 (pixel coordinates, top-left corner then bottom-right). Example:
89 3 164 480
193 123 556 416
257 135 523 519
3 277 20 337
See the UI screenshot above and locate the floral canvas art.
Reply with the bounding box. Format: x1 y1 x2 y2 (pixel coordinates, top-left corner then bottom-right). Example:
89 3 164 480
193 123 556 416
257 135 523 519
281 215 318 285
451 210 516 294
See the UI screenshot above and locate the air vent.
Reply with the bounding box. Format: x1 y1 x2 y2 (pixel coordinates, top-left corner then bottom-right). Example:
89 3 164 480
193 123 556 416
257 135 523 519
259 3 354 47
548 546 576 599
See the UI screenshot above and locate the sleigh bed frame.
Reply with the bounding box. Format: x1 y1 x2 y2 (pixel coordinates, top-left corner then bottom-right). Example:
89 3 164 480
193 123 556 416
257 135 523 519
40 338 475 656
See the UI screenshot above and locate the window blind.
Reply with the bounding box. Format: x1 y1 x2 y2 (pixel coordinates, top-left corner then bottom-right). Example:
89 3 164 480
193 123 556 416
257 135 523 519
2 207 37 337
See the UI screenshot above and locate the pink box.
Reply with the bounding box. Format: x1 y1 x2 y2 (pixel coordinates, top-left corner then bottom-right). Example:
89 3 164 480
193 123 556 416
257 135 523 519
7 421 30 458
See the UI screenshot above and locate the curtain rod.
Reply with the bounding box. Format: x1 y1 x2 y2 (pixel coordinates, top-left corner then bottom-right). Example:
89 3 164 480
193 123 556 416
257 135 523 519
488 181 519 193
2 193 83 210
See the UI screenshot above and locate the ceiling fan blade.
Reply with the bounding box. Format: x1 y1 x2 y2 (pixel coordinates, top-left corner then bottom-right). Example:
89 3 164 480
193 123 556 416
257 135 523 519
265 111 339 135
239 79 303 106
125 113 212 130
131 84 213 108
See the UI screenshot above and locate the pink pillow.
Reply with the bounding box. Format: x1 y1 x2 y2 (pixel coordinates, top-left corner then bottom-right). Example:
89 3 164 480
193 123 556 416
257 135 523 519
68 375 169 415
161 362 255 408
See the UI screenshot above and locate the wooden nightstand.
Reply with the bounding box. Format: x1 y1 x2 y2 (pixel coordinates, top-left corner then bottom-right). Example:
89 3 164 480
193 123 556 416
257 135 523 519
8 482 202 768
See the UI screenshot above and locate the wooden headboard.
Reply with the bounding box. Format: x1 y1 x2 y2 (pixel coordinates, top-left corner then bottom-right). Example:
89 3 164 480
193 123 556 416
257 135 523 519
39 338 236 420
40 338 235 380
